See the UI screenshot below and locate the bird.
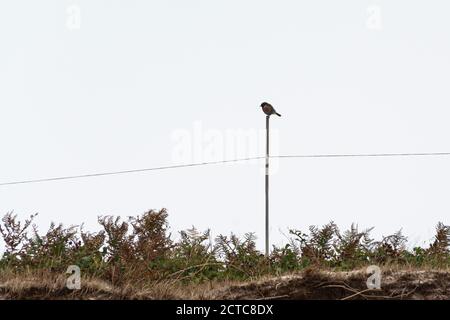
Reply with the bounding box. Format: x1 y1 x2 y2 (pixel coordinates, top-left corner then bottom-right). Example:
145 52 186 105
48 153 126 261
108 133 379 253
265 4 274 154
260 102 281 117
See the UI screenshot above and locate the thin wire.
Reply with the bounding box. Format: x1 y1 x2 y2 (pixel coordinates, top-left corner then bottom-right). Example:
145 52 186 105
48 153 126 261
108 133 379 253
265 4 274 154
0 156 265 186
1 152 449 186
276 152 450 159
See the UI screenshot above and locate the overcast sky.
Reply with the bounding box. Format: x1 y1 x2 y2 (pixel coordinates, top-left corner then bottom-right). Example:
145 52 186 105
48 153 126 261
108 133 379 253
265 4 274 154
1 0 449 251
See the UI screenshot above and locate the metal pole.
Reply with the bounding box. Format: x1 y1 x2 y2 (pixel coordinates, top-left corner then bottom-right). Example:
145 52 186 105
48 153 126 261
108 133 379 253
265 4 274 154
265 115 270 257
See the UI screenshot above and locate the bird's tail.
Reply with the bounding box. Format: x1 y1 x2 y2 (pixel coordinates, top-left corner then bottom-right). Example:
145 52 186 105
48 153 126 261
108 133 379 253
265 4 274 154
275 112 281 117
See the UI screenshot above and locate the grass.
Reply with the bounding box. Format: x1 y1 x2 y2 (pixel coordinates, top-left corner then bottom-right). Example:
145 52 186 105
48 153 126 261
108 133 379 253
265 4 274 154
0 209 448 299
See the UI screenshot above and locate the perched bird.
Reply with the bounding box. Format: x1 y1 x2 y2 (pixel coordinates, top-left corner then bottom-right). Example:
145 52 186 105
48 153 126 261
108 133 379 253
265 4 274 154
261 102 281 117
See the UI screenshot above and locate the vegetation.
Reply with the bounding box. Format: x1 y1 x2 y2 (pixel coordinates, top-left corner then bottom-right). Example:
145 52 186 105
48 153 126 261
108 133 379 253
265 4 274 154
0 209 449 288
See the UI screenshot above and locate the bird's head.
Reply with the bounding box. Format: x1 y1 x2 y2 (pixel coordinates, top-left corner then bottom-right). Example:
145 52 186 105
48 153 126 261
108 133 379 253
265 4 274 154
260 102 270 108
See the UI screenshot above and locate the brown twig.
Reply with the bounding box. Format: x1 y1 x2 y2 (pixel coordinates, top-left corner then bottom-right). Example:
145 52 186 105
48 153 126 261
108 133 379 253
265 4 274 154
256 294 290 300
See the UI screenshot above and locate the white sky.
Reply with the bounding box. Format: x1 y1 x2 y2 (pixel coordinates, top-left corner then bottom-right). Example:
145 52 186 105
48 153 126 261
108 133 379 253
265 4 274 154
1 0 450 252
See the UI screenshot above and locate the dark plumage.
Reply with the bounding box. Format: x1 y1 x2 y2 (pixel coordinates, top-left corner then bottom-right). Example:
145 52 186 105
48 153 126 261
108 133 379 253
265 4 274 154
260 102 281 117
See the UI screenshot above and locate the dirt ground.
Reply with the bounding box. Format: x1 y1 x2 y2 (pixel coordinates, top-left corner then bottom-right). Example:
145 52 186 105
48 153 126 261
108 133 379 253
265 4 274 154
210 269 450 300
0 269 449 300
